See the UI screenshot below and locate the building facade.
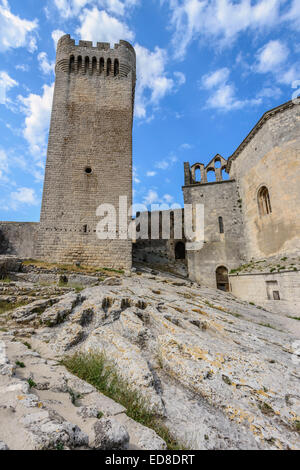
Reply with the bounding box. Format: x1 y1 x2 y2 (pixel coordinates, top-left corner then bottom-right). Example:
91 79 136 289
182 100 300 311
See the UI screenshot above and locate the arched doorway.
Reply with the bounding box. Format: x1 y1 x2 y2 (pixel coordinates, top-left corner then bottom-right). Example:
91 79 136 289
216 266 229 292
175 241 185 260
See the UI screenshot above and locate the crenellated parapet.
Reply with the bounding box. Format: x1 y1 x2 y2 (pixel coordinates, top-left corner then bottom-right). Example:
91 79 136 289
55 34 136 83
184 154 230 185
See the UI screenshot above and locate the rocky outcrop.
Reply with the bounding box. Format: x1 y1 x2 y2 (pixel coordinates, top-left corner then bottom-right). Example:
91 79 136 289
0 269 300 450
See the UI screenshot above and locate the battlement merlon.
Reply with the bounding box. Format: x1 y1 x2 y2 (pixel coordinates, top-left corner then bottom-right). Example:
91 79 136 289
55 35 136 77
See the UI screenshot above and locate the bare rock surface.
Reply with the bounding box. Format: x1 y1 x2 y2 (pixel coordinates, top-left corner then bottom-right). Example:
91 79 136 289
0 268 300 450
93 417 129 450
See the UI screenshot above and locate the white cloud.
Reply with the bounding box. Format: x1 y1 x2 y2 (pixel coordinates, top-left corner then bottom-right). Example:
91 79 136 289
76 7 134 45
143 189 159 205
0 71 18 105
53 0 139 18
146 171 156 177
173 71 186 86
206 83 260 111
283 0 300 30
166 0 283 59
0 149 9 182
155 154 178 170
0 0 38 52
163 194 173 203
257 86 282 99
76 7 183 119
277 64 300 85
253 39 300 85
133 166 140 184
256 40 289 73
38 52 55 75
52 29 66 49
180 143 193 150
15 64 29 72
10 187 38 207
202 68 230 89
18 83 54 159
135 44 184 118
201 67 261 111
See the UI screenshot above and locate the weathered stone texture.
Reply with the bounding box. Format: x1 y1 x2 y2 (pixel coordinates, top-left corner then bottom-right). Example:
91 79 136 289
36 35 136 269
229 102 300 260
230 270 300 316
182 180 245 287
0 222 38 258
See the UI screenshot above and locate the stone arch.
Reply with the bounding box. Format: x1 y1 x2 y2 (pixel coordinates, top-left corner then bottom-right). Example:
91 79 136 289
114 59 119 76
258 186 272 216
175 241 185 260
216 266 229 291
206 168 216 182
194 166 201 182
214 158 221 169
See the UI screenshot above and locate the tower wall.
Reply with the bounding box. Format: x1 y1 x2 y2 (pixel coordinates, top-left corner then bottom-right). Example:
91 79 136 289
182 171 245 288
36 35 136 269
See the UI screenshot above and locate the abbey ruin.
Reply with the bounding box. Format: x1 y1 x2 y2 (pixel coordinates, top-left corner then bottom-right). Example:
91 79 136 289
0 35 300 452
0 35 299 313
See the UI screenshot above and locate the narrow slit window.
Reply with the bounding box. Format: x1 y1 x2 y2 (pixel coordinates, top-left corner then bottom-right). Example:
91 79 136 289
218 216 224 234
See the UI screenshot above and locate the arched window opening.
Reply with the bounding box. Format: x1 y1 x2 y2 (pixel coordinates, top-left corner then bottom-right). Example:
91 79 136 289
83 224 88 233
114 59 119 76
84 56 89 74
258 186 272 216
214 159 221 169
206 169 216 182
107 58 112 76
100 58 104 74
222 168 229 181
92 57 97 74
77 56 82 72
218 216 224 234
216 266 229 292
194 166 201 182
69 55 75 73
175 242 185 260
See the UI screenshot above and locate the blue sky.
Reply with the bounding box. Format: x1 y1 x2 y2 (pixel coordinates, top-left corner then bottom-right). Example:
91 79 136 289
0 0 299 221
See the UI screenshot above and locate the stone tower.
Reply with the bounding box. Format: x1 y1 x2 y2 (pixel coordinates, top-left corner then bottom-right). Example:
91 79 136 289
37 35 136 269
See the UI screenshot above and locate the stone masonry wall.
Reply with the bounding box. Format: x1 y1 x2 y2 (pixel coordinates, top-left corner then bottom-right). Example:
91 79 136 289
36 35 136 269
0 222 38 258
229 270 300 316
182 179 246 287
229 102 300 260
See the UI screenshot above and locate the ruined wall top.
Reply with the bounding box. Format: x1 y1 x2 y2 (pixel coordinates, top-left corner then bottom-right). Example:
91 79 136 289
183 154 230 186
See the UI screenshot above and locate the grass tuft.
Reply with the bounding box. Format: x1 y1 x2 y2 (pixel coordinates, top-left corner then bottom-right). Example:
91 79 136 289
62 352 186 450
